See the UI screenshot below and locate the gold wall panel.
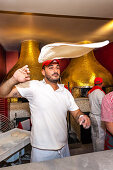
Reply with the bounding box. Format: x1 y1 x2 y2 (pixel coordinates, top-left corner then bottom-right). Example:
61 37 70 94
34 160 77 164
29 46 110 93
61 50 113 89
5 40 43 80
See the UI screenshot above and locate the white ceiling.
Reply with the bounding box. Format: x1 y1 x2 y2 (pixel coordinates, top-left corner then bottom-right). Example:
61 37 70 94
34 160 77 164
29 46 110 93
0 0 113 51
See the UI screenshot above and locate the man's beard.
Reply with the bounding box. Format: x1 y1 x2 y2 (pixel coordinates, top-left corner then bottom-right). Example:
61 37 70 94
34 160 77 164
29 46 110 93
45 73 60 83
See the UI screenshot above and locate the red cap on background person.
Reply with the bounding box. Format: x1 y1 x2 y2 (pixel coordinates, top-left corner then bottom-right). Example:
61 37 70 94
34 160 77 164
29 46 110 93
42 59 60 68
94 77 103 85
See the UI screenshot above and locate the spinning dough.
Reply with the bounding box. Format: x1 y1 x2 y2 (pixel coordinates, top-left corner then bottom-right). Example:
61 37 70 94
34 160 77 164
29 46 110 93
38 40 109 63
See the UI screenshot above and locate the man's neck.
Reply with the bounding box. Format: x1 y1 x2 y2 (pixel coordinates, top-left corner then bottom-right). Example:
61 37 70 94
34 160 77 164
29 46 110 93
44 78 59 91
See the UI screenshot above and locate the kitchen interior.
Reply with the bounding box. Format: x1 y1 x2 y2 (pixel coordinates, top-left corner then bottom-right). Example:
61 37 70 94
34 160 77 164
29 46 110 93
0 0 113 169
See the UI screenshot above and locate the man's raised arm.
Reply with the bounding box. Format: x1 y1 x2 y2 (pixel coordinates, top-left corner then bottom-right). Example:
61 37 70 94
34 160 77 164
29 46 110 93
0 65 30 98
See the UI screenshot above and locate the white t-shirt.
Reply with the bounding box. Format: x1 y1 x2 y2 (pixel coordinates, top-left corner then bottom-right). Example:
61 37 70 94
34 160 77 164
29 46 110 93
88 89 105 116
16 80 79 150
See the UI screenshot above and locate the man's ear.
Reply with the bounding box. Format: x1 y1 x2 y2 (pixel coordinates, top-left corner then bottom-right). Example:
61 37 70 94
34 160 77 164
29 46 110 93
41 69 45 76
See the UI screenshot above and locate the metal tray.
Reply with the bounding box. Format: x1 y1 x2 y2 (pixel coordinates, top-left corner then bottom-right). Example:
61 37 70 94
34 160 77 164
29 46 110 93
0 128 30 162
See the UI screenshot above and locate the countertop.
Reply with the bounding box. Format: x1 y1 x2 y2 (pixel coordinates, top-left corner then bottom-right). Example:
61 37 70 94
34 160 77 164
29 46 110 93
0 128 30 162
1 149 113 170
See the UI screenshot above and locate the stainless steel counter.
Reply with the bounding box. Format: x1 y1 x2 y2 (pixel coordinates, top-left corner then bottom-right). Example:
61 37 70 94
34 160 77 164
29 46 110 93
1 149 113 170
0 128 30 162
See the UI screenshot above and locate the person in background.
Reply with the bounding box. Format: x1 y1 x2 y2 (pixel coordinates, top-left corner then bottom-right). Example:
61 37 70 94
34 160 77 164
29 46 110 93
101 91 113 150
0 59 90 162
87 77 105 151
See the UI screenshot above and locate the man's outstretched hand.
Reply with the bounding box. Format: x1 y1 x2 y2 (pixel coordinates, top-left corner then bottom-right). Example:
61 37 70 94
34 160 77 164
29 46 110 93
13 65 30 83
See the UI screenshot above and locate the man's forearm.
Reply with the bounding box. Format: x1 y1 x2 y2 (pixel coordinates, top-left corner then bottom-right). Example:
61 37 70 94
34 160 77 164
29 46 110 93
70 109 84 122
75 110 85 122
0 76 18 98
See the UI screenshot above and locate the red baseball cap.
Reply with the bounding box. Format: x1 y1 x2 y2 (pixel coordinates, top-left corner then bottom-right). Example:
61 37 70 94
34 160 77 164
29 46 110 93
94 77 103 84
42 59 60 68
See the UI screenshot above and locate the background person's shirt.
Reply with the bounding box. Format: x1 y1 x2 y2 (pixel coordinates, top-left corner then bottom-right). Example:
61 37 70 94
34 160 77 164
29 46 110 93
88 89 105 116
101 91 113 122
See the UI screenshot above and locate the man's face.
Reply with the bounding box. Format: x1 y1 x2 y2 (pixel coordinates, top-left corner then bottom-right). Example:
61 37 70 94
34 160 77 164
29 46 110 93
42 63 60 83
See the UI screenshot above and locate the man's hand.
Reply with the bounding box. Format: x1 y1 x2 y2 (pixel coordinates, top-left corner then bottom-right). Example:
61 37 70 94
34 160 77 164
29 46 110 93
70 109 91 129
0 65 30 98
13 65 30 83
78 115 91 129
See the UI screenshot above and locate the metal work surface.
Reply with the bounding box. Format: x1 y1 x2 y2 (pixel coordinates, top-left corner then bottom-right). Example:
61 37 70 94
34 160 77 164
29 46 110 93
0 128 30 162
1 149 113 170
